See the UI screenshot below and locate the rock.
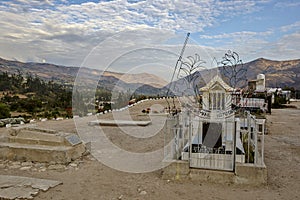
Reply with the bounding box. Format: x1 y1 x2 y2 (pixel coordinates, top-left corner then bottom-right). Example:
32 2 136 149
12 161 21 165
20 166 32 171
39 168 46 172
140 191 147 195
9 165 21 169
118 195 123 199
69 163 78 168
49 161 56 165
48 164 65 171
35 163 46 168
21 161 33 167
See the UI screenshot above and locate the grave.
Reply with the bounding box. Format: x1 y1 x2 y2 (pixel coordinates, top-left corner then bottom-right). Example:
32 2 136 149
163 75 267 184
89 119 152 126
0 126 86 164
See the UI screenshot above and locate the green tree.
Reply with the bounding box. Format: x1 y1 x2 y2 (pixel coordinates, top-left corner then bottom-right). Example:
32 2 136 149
0 103 11 119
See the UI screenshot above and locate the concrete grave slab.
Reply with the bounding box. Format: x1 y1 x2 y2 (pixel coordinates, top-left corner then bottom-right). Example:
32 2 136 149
0 175 62 199
89 120 152 126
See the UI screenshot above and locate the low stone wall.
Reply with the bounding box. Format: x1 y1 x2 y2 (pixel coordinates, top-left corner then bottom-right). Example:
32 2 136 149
162 160 267 185
234 163 267 185
162 160 190 180
0 143 86 164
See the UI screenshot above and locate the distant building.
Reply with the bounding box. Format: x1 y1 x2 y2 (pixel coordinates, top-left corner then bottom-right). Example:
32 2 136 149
248 74 266 92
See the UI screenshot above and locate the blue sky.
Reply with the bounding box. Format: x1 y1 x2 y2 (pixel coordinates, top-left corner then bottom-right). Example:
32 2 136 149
0 0 299 79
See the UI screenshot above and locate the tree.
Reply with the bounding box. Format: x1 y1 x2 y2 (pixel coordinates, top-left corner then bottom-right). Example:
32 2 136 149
0 103 11 119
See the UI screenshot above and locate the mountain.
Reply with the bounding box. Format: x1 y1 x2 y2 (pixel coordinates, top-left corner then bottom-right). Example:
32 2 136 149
0 57 166 95
103 71 167 88
243 58 300 89
1 57 300 96
164 58 300 95
0 57 78 84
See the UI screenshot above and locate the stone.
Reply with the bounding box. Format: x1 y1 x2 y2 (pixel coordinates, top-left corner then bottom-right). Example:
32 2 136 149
21 161 33 167
140 191 147 195
49 161 56 165
48 164 66 171
20 166 32 171
39 168 46 172
9 165 21 169
0 175 62 199
65 134 82 146
69 163 78 168
34 163 46 168
12 161 21 165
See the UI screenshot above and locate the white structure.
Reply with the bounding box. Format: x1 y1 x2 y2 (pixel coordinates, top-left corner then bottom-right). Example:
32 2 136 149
165 75 265 172
256 74 266 91
186 75 244 170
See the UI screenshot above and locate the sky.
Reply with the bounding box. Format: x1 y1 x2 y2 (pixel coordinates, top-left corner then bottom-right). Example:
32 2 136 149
0 0 300 80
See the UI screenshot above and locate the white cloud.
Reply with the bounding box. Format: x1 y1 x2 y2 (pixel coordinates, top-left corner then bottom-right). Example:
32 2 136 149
280 21 300 32
275 1 300 8
200 31 273 39
0 0 297 79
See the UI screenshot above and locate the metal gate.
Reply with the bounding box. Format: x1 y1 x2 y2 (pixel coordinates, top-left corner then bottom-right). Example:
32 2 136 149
188 118 236 171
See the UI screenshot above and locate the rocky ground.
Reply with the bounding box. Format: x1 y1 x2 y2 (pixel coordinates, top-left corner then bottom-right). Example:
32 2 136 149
0 100 299 200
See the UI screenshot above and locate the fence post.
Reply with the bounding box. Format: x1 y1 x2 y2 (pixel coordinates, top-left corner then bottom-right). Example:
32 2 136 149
262 121 265 165
233 120 237 172
188 110 192 164
247 111 251 163
254 116 258 165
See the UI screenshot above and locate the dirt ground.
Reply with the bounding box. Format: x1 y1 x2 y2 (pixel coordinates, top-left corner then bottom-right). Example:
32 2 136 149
0 100 299 200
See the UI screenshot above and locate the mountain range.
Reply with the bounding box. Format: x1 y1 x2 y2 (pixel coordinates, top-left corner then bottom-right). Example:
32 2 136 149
0 57 300 96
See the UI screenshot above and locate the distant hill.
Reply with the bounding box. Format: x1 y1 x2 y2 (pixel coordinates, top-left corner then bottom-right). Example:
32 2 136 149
163 58 300 95
244 58 300 89
103 71 167 88
1 57 300 96
0 57 166 95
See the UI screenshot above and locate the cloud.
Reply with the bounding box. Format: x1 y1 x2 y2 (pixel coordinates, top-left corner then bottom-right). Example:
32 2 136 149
200 31 273 39
275 1 300 8
0 0 297 79
280 21 300 32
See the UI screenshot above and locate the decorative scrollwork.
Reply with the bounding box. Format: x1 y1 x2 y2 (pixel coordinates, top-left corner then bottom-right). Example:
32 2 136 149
176 54 206 107
220 50 247 88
